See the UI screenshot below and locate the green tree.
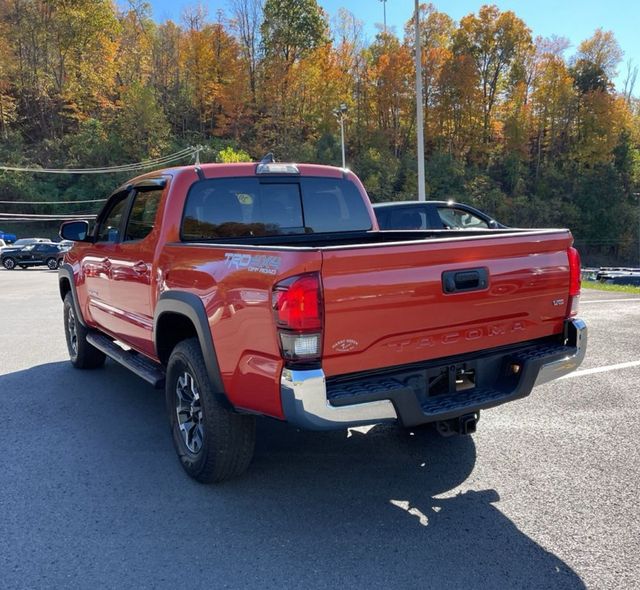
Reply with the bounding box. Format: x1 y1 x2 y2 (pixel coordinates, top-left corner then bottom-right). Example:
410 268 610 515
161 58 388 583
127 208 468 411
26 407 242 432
261 0 328 66
112 83 170 160
217 146 251 162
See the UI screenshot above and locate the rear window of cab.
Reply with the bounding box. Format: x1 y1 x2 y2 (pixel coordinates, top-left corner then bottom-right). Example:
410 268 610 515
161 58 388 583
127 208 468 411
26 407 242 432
181 177 372 240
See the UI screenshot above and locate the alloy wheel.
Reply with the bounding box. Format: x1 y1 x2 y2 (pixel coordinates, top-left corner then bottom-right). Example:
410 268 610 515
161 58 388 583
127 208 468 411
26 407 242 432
175 371 205 454
67 306 78 356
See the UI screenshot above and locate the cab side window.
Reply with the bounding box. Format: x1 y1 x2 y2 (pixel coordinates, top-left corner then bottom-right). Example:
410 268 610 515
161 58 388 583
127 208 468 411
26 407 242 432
97 194 130 243
124 189 163 242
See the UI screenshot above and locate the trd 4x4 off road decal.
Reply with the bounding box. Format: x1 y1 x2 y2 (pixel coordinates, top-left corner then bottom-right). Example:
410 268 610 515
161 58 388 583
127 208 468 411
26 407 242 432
224 253 281 275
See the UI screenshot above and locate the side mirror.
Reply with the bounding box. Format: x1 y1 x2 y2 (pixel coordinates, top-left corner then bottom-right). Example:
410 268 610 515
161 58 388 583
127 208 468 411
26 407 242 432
60 220 92 242
488 220 499 229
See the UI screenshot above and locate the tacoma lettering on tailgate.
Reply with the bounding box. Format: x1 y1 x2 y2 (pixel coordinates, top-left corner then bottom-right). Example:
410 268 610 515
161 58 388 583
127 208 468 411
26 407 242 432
386 320 528 353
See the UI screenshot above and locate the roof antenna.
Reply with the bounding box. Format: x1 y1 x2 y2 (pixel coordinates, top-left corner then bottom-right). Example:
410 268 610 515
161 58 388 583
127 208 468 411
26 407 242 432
260 152 276 164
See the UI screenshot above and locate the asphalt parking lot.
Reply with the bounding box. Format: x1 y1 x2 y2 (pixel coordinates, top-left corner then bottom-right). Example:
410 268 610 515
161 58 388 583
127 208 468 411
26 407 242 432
1 269 639 589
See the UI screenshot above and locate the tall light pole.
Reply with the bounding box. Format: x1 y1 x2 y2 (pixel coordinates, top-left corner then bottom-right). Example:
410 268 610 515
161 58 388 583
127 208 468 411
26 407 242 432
379 0 388 34
415 0 426 201
333 103 348 169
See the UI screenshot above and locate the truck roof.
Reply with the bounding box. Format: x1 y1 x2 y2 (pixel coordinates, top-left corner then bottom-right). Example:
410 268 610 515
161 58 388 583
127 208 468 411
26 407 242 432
126 162 347 186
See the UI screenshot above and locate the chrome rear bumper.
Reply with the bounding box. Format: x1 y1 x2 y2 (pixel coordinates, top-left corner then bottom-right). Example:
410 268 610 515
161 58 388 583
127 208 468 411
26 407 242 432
280 318 587 431
280 368 397 430
533 318 587 386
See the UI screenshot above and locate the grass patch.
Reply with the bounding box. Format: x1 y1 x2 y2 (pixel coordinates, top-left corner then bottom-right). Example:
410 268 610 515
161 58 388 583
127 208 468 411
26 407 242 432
582 281 640 294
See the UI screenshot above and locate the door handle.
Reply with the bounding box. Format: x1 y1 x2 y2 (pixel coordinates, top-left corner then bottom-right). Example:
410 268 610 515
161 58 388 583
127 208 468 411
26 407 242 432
132 261 149 274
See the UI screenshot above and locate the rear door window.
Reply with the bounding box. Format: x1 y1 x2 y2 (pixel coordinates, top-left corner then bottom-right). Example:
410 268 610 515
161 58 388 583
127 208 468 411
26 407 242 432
124 189 163 242
181 177 372 240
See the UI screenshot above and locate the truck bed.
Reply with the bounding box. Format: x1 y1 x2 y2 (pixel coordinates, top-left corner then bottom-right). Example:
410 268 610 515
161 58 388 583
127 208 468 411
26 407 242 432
167 227 574 409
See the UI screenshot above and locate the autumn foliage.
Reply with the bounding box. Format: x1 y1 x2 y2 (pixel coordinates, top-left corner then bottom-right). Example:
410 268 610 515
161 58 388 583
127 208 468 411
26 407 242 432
0 1 639 264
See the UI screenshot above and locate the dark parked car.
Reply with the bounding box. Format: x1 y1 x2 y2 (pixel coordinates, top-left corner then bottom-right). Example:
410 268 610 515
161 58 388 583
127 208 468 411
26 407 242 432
1 242 61 270
373 201 503 231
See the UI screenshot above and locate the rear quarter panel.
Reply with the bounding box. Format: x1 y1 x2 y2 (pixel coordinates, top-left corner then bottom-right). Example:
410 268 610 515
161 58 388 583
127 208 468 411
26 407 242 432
154 168 325 419
158 243 321 418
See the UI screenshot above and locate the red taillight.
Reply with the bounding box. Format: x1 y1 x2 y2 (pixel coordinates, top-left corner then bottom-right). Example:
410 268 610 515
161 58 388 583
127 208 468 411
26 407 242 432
568 247 581 297
273 273 323 363
273 273 322 330
567 246 581 317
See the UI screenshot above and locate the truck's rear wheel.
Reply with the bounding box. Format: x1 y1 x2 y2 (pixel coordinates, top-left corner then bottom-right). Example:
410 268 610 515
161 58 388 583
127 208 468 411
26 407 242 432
166 338 255 483
63 292 106 369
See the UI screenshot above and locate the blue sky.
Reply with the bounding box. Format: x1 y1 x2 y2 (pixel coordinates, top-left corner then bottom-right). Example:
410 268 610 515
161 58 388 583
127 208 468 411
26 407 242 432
137 1 640 91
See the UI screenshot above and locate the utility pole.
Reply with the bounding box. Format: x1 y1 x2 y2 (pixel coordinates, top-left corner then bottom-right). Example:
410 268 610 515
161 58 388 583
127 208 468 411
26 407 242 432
379 0 388 34
415 0 426 201
333 104 348 168
634 192 640 268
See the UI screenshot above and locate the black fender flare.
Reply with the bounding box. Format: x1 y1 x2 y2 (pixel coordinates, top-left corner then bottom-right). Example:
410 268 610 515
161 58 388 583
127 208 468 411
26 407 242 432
58 263 87 327
153 291 227 403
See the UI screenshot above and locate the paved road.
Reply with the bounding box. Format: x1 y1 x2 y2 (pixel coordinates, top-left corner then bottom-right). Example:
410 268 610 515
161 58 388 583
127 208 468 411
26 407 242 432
1 270 639 589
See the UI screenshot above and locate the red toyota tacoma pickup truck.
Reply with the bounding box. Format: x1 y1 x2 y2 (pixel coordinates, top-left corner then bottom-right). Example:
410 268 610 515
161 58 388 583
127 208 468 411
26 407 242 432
58 160 587 483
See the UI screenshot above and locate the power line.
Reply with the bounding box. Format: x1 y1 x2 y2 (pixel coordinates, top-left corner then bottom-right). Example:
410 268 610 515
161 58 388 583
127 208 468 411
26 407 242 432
0 149 194 174
0 219 94 222
0 146 199 174
0 146 195 173
0 213 97 219
0 198 107 204
0 221 95 225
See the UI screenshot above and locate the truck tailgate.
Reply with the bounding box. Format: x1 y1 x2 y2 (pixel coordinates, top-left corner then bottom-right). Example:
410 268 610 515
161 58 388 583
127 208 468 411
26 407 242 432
320 230 574 377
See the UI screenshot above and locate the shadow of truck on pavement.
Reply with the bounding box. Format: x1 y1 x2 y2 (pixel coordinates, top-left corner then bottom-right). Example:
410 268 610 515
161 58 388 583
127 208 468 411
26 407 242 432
0 360 585 589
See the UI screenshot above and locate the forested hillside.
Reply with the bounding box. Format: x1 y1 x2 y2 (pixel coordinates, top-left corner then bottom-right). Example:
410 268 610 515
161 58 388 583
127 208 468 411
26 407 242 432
1 1 639 264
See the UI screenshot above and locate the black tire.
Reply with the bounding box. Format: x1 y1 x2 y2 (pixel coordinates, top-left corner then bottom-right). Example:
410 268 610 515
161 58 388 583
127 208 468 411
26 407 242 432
46 257 58 270
3 257 16 270
57 258 63 269
166 338 255 483
19 265 28 269
63 292 106 369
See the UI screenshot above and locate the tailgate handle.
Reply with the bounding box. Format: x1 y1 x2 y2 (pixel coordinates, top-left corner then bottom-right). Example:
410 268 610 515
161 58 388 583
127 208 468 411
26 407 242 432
442 268 489 293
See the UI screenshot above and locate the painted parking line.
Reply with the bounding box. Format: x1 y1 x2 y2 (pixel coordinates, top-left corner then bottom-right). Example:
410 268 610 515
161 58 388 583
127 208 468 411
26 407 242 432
581 298 640 304
559 359 640 380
